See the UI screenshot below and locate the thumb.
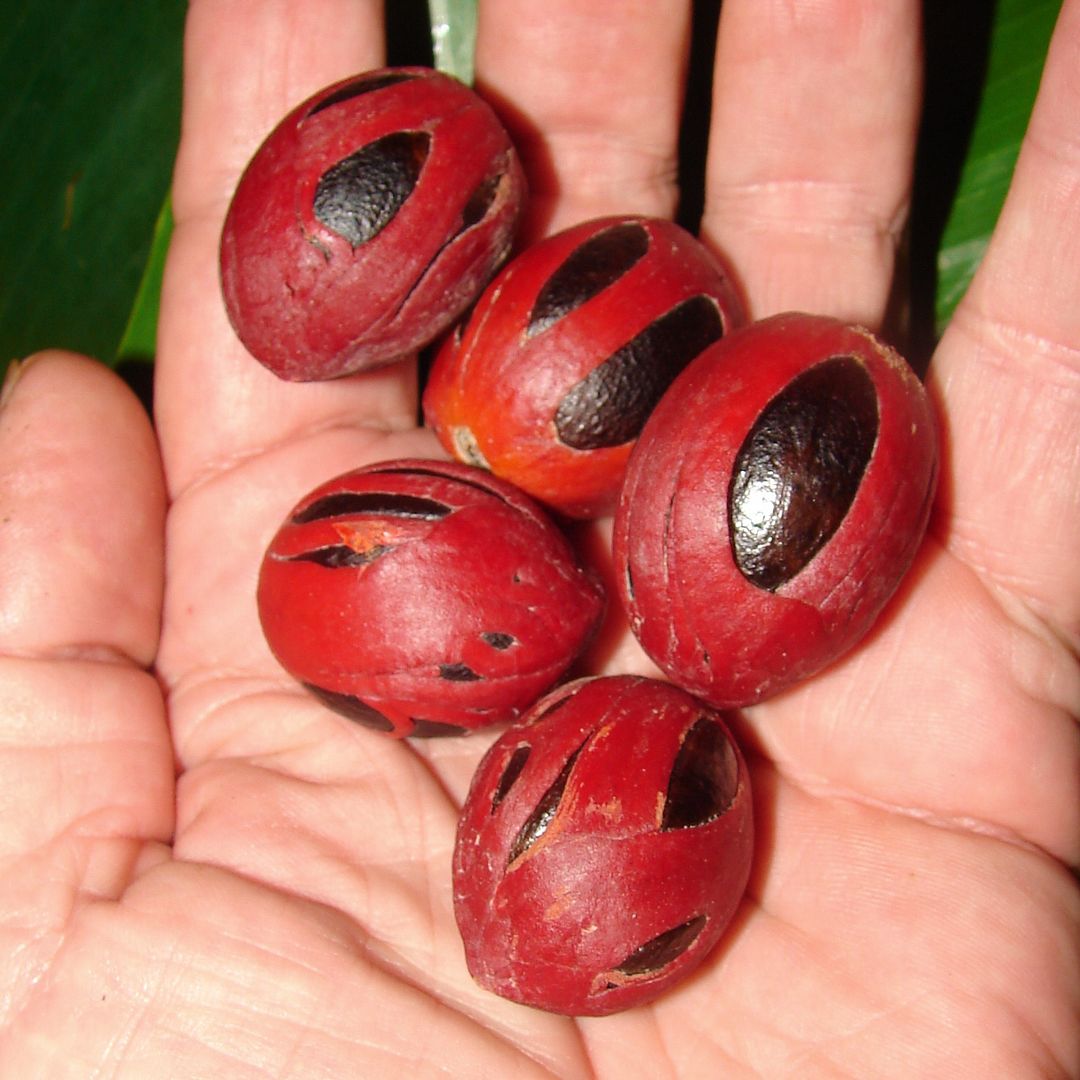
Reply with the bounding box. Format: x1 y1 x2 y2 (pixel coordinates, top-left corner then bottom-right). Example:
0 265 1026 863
0 351 164 662
0 351 174 1018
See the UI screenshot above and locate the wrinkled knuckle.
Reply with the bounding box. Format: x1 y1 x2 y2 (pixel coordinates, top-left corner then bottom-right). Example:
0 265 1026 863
704 178 904 247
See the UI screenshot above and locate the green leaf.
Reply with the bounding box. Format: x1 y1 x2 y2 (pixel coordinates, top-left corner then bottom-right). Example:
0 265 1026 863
0 1 183 373
115 196 174 366
933 0 1060 332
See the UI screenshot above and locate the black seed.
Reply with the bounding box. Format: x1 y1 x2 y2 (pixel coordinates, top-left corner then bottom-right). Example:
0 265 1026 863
379 163 509 319
292 491 451 525
281 543 391 568
408 717 469 738
554 295 724 450
528 222 650 336
303 683 395 732
491 744 531 811
526 690 577 728
305 72 418 118
661 716 739 831
313 130 430 248
729 355 879 591
366 465 513 506
481 631 516 650
439 662 482 682
459 168 504 232
611 915 707 978
508 739 587 863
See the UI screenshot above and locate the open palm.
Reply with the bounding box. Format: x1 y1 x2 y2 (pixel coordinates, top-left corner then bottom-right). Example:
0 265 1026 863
2 2 1076 1076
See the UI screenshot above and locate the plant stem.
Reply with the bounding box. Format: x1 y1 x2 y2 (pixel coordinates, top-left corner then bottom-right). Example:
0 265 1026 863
428 0 478 84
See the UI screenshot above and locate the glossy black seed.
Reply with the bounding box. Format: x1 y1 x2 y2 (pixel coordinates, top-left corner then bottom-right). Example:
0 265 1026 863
292 491 451 524
409 717 470 738
610 915 707 980
525 688 578 728
527 222 650 336
366 465 514 506
281 543 391 568
729 355 879 591
313 130 430 248
491 744 531 811
305 72 417 118
481 631 516 650
508 739 588 863
554 295 724 450
660 717 739 831
303 683 395 731
388 165 507 316
460 166 505 232
440 662 482 682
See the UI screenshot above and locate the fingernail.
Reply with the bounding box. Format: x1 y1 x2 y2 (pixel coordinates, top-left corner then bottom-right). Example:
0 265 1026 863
0 354 45 412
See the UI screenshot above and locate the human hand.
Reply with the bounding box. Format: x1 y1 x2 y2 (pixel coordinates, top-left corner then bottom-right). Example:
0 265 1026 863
1 1 1077 1076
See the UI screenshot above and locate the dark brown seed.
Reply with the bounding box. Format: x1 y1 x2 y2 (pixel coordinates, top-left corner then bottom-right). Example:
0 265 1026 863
367 464 514 505
304 72 418 119
482 632 516 650
660 717 739 831
292 491 451 524
459 165 506 232
554 295 724 450
525 688 578 728
508 739 588 863
280 543 391 568
491 744 532 811
439 662 482 682
409 717 470 738
313 130 430 248
728 355 879 591
609 915 707 980
528 222 650 336
303 683 396 731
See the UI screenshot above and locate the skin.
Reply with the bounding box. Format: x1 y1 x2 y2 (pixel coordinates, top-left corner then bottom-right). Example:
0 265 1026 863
0 0 1077 1075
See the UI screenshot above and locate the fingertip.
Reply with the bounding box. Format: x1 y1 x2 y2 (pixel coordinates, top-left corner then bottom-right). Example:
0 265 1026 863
2 349 80 410
3 348 136 412
0 350 165 666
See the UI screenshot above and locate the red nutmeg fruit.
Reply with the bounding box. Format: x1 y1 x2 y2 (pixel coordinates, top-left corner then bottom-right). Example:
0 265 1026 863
257 459 604 737
220 67 525 381
453 675 753 1016
423 215 746 518
614 312 938 708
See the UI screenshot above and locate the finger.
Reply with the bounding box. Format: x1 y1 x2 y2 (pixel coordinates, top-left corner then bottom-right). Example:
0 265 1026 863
701 0 922 326
930 0 1080 640
0 352 164 664
172 0 385 227
474 0 692 239
0 353 173 999
156 0 418 499
752 540 1080 865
